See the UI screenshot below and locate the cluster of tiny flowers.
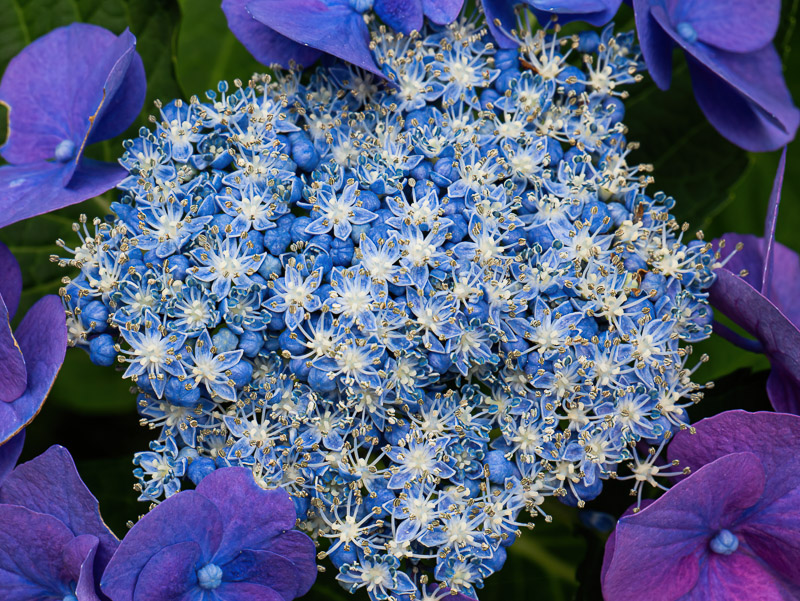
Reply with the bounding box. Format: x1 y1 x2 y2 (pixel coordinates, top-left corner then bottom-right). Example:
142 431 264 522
54 11 716 600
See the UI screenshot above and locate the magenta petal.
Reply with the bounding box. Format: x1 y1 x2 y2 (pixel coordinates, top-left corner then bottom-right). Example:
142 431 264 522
0 295 66 445
0 159 126 229
215 581 284 601
246 0 383 77
709 270 800 410
132 541 201 601
195 467 297 561
763 242 800 328
423 0 464 25
101 491 223 601
0 504 77 599
632 0 674 90
0 24 139 165
0 430 24 486
0 241 23 319
0 295 27 403
602 453 765 601
0 445 118 567
222 0 323 68
681 551 784 601
670 0 780 54
714 233 767 291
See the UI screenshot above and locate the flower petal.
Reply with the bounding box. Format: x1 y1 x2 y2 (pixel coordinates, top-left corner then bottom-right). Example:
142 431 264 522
680 551 785 601
375 0 424 33
483 0 520 49
268 531 318 596
0 159 127 229
222 549 304 600
602 452 765 601
649 3 800 153
132 541 201 601
0 504 77 600
668 0 780 54
245 0 383 77
64 534 102 601
0 24 142 166
766 366 800 415
0 295 66 445
0 294 26 403
709 270 800 411
0 445 118 567
222 0 323 68
633 0 674 90
422 0 464 25
0 241 23 319
214 581 284 601
530 0 622 26
101 491 223 601
195 467 299 562
0 430 24 487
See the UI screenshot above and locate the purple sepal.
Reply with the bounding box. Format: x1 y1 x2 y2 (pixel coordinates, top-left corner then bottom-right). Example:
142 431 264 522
0 431 24 487
530 0 623 27
423 0 465 25
246 0 383 77
0 24 144 169
101 467 317 601
647 5 799 152
222 0 323 68
483 0 521 49
632 0 674 89
0 504 101 601
668 411 800 588
0 445 119 568
0 241 23 319
0 159 127 230
0 294 26 403
375 0 424 33
0 295 67 445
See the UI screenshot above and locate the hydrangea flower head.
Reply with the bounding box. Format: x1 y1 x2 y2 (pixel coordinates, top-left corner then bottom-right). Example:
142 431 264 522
58 8 717 598
0 23 146 228
0 242 67 445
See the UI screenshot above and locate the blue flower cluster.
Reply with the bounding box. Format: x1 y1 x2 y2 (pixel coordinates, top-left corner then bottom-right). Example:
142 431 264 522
55 13 716 600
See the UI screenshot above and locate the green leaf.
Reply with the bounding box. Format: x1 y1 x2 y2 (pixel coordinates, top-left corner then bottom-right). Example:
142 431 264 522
175 0 263 97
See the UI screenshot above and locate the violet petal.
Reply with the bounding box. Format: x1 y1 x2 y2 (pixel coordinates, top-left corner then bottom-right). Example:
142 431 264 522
0 445 118 567
0 295 66 445
709 270 800 411
766 367 800 415
214 581 284 601
530 0 622 27
267 531 318 596
195 467 298 562
0 24 142 167
0 241 23 319
0 294 27 403
761 147 786 293
222 549 303 600
0 159 127 229
0 504 78 600
246 0 383 77
222 0 323 68
375 0 424 33
681 551 784 601
602 452 765 601
64 534 102 601
632 0 674 90
667 0 779 54
0 430 24 486
132 541 201 601
422 0 465 25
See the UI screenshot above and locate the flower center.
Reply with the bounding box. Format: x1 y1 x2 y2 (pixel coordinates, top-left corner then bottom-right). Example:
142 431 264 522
676 22 698 43
709 529 739 555
55 139 76 162
197 563 223 589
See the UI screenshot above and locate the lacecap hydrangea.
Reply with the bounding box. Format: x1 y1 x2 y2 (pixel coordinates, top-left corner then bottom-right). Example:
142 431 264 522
55 10 716 601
